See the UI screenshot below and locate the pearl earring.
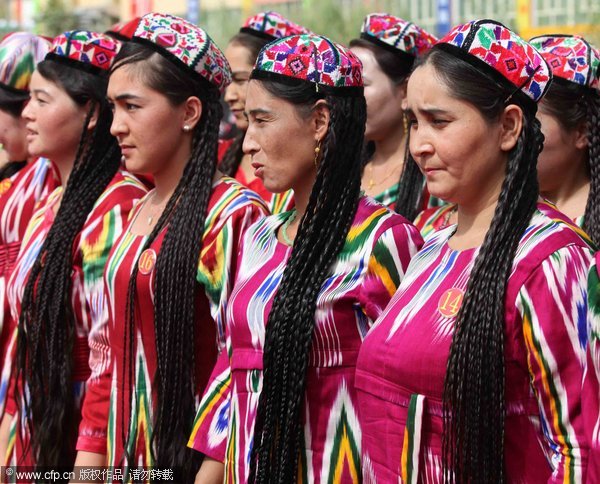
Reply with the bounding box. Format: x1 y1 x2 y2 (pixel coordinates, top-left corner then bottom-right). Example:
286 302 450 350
183 125 191 132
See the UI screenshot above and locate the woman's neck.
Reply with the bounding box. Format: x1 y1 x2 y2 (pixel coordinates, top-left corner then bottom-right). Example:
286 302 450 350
541 164 590 220
371 128 406 166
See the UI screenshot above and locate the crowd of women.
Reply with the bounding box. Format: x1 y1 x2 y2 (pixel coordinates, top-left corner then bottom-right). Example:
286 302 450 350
0 7 597 484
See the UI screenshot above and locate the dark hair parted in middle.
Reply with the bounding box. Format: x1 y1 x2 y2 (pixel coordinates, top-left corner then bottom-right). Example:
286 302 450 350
112 40 223 478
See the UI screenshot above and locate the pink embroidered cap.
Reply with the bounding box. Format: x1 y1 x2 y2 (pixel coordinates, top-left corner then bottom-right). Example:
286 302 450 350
132 12 231 93
530 34 599 91
252 34 363 95
438 19 552 103
241 11 309 41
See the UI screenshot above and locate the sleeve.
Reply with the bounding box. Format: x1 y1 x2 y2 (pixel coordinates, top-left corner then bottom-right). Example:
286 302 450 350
359 220 423 323
515 244 592 483
0 321 18 417
583 255 600 481
187 348 231 461
76 183 146 454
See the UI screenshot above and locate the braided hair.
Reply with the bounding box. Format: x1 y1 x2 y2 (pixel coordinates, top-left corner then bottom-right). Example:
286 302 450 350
111 41 222 479
219 32 270 177
541 78 600 243
414 48 543 482
16 58 121 468
349 38 419 218
248 79 366 483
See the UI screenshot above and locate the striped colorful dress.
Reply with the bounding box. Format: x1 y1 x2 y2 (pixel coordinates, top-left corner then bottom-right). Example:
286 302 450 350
0 158 59 411
233 166 294 215
88 177 267 471
1 171 147 468
188 197 424 483
414 204 456 240
355 201 592 483
584 253 600 481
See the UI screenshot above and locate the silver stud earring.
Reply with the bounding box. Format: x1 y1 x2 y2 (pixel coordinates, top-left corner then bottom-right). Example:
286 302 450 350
183 125 191 132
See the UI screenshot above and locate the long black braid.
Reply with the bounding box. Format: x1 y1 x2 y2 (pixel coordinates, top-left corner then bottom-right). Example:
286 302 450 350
415 48 543 482
248 80 366 483
111 42 222 480
15 59 121 469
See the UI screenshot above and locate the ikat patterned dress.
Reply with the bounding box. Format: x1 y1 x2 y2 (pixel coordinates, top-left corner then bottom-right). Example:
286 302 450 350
86 177 267 470
1 171 147 468
0 158 59 411
188 197 424 483
355 201 593 483
583 253 600 481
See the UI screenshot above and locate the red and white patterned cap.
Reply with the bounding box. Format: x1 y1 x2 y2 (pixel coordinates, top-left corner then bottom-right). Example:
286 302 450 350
48 30 120 75
530 34 599 91
106 17 142 41
252 34 363 95
133 12 231 93
241 11 309 41
438 19 552 103
360 13 437 59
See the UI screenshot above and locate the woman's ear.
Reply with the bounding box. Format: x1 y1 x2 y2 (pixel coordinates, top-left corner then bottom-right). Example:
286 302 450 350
86 102 100 131
499 104 524 152
312 99 330 143
573 120 589 150
182 95 203 131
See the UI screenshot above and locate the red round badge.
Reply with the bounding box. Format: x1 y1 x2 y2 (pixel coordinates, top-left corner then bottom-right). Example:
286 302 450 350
138 248 157 275
0 178 12 196
438 288 464 317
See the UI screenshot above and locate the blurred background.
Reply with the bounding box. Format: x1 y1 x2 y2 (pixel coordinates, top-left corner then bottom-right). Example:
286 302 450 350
1 0 599 52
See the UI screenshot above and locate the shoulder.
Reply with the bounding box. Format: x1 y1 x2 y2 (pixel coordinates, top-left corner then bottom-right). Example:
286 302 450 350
89 170 148 218
207 176 269 221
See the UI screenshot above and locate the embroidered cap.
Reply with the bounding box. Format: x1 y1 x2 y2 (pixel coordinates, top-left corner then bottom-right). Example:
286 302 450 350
252 34 363 95
132 12 231 93
360 13 437 62
241 11 309 41
530 34 599 91
47 30 121 76
106 17 141 41
0 32 51 100
438 19 551 104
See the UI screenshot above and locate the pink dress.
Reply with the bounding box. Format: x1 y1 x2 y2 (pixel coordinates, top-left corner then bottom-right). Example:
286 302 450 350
356 201 592 483
77 177 267 471
188 197 424 483
1 171 147 468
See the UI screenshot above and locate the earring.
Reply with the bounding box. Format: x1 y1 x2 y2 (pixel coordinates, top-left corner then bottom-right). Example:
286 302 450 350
402 113 408 135
314 141 321 168
183 125 191 132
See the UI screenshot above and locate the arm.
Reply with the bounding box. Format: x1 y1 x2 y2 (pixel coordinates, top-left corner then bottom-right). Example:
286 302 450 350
195 457 224 484
516 244 592 483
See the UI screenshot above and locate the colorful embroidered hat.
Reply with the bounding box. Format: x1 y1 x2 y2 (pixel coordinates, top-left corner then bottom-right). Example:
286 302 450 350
132 12 231 93
240 11 309 41
47 30 121 76
0 32 51 100
106 17 141 41
252 34 363 95
438 19 551 104
530 34 600 91
359 13 437 63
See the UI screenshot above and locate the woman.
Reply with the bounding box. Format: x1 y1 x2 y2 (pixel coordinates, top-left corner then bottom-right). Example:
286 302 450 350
189 33 423 483
73 13 267 481
219 11 307 214
531 35 599 240
349 13 436 213
0 32 58 399
355 20 592 482
0 30 147 471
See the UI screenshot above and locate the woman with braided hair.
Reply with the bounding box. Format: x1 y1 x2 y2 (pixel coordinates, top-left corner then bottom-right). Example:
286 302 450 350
218 11 307 215
355 20 593 482
349 14 437 214
530 35 600 243
70 13 268 481
189 33 423 483
0 31 147 472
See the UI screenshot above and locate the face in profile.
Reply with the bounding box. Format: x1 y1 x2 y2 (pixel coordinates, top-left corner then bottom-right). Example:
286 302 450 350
22 70 89 163
242 80 321 195
224 42 254 132
0 107 28 162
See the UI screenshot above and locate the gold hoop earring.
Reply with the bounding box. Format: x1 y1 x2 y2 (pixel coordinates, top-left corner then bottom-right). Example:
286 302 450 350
314 141 322 168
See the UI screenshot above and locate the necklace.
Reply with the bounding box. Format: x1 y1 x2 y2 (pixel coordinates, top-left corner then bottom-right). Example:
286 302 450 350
145 191 167 226
281 209 297 246
366 161 402 190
